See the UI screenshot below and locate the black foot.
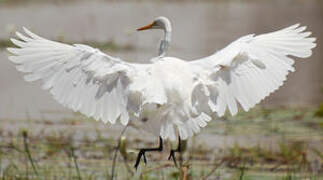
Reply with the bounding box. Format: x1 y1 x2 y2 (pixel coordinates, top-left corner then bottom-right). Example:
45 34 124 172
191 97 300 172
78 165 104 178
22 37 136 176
134 137 163 170
168 136 181 167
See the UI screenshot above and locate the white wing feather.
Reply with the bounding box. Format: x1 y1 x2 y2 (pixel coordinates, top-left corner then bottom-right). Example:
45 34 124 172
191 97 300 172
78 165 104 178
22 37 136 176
7 27 151 125
6 24 316 140
191 24 316 116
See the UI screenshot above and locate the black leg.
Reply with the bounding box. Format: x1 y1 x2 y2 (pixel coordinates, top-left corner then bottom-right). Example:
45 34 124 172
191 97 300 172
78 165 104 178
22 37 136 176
134 136 163 170
168 136 181 167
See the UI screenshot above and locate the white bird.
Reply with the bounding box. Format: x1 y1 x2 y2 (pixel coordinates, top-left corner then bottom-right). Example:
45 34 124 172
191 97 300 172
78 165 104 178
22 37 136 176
7 16 316 168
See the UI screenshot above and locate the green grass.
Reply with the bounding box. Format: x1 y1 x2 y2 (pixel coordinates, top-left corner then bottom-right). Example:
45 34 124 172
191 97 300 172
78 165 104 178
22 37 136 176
0 106 322 179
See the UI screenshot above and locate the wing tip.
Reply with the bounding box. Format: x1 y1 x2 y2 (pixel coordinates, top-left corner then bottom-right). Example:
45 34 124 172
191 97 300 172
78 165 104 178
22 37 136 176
8 56 16 63
10 38 25 48
22 26 43 40
10 38 17 44
7 47 17 55
22 26 30 34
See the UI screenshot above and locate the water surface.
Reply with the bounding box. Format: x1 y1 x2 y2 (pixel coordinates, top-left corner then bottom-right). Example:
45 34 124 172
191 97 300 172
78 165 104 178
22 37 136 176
0 0 322 120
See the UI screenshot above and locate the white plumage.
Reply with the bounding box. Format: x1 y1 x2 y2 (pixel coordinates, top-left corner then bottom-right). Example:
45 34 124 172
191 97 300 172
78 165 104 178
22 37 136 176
7 17 316 141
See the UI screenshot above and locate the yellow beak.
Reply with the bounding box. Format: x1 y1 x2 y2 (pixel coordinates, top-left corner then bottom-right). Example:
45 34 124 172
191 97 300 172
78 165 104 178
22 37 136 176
137 22 154 31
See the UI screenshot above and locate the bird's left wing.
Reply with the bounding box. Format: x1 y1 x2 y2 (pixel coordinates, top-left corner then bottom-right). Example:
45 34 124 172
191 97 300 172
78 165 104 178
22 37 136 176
190 24 316 117
7 27 149 125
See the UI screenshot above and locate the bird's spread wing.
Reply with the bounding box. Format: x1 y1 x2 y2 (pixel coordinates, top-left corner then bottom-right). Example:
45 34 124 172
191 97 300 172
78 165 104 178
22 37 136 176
8 27 151 125
190 24 316 117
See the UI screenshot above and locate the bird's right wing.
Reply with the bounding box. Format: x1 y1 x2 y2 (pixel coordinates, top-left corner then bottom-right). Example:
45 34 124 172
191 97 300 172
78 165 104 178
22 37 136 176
190 24 316 117
7 28 155 125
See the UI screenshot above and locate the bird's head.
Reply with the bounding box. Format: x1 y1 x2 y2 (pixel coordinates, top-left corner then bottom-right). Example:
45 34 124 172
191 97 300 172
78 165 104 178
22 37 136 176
137 16 172 32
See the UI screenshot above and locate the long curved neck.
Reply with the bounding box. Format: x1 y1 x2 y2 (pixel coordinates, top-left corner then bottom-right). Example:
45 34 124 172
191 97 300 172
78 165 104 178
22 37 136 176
158 25 172 57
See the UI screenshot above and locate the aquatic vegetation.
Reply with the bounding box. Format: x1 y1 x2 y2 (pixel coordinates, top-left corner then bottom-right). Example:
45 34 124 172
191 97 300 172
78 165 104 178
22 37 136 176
0 40 13 49
0 107 322 179
314 104 323 118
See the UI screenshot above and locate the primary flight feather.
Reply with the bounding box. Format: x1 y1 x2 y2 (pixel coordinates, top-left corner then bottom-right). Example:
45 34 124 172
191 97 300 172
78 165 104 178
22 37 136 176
7 17 316 141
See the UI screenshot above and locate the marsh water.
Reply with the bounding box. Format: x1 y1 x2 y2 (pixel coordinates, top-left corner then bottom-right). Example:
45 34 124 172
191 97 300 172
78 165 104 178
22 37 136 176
0 0 322 120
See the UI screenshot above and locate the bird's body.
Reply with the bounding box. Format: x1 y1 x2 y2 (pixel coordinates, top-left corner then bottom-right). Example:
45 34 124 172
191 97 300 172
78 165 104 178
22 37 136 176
129 57 197 138
8 17 316 142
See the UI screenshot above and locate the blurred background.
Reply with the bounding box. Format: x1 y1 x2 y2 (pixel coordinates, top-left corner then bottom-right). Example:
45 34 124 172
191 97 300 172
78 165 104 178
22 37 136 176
0 0 322 179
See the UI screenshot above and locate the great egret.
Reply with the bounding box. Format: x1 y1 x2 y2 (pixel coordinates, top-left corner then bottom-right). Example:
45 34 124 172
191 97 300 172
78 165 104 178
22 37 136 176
7 16 316 169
